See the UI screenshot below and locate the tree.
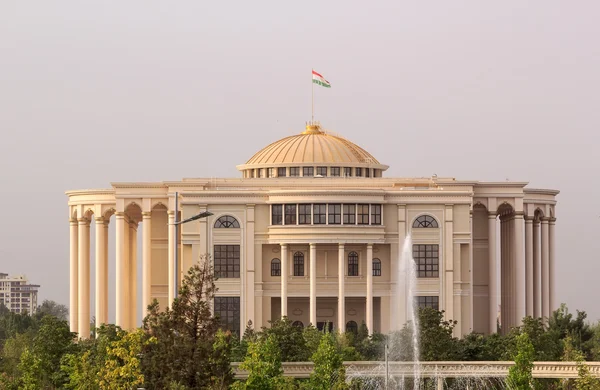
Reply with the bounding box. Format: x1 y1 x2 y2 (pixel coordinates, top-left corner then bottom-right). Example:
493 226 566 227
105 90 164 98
308 331 345 390
98 329 152 390
210 329 234 390
261 317 309 362
417 307 459 361
506 332 535 390
548 304 594 359
562 335 600 390
35 300 69 322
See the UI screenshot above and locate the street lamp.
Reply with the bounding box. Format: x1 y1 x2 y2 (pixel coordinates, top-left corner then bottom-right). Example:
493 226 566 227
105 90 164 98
171 191 213 300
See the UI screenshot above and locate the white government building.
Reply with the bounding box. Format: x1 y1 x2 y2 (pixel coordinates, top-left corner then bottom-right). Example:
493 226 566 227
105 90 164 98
66 122 558 339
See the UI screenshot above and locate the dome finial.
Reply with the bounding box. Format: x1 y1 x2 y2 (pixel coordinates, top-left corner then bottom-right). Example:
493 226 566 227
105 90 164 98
302 121 323 135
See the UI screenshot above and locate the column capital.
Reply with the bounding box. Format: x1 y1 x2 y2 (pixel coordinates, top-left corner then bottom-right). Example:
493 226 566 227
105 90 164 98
541 217 550 224
513 211 525 218
487 212 497 219
549 217 557 224
167 210 175 216
525 216 535 222
338 243 345 249
142 211 151 218
366 243 374 249
309 243 317 248
69 218 78 224
94 216 107 223
115 211 125 218
77 217 89 225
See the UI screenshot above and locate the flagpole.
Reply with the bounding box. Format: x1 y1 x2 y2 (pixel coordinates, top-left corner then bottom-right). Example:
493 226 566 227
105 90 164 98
311 68 314 123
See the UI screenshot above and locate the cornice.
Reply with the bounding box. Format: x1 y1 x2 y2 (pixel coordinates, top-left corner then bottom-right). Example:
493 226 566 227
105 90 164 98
65 189 115 196
524 188 561 196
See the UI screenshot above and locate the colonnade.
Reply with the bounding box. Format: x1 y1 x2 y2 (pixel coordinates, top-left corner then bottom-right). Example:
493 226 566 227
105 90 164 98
487 211 556 333
279 243 375 334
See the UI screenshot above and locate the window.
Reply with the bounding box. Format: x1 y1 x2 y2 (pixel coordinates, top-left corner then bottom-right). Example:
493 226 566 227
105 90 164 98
328 204 341 225
413 215 439 228
303 167 314 177
268 168 275 178
357 204 370 225
344 167 352 177
313 204 327 224
343 204 356 225
373 258 381 276
293 252 304 276
316 166 327 176
355 167 362 177
278 167 287 177
214 245 240 278
257 168 263 178
374 169 381 177
299 204 311 224
271 258 281 276
272 205 283 225
371 205 382 225
413 244 439 278
214 215 240 228
330 167 341 176
292 321 304 328
317 322 333 332
214 297 240 335
365 168 371 178
416 296 439 310
290 167 300 177
348 252 359 276
346 320 358 333
285 204 297 225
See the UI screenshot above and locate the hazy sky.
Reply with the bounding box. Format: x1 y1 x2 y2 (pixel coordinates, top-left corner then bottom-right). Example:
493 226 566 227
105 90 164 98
1 2 599 323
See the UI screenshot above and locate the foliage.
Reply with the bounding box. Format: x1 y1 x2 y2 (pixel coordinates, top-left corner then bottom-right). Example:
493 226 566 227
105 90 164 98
232 320 257 362
548 304 594 360
506 332 536 390
417 307 459 361
35 300 69 322
210 329 235 389
308 331 345 390
261 317 309 362
562 335 600 390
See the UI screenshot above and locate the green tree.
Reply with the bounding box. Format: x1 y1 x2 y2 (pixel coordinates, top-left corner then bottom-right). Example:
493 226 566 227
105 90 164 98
562 335 600 390
261 317 309 362
308 331 345 390
506 332 535 390
417 307 459 361
548 304 594 359
232 321 257 362
210 329 234 390
35 300 69 322
0 331 34 383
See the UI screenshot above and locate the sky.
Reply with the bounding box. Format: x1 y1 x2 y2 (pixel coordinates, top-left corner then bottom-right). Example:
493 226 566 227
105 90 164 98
1 1 599 323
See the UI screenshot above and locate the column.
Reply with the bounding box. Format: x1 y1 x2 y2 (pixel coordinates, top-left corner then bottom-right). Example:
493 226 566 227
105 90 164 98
115 212 127 328
541 218 550 318
245 205 256 326
533 219 541 318
95 217 108 327
514 214 525 323
338 243 345 332
549 218 556 312
69 218 78 333
444 205 454 321
487 213 497 334
129 222 138 329
525 217 534 317
309 243 317 326
366 244 374 335
142 212 152 316
281 244 288 317
77 218 90 338
168 211 175 306
500 217 506 331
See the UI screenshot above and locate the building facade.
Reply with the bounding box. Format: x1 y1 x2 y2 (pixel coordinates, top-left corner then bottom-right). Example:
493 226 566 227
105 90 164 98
66 123 558 339
0 273 40 315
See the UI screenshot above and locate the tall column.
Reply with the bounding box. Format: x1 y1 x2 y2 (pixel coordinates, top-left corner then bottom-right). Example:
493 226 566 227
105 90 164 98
69 218 78 333
500 217 506 332
95 217 108 327
444 205 454 321
549 218 556 313
77 218 90 338
168 211 175 306
129 222 138 329
115 212 127 328
487 213 497 334
366 244 374 335
533 220 541 317
142 212 152 316
525 217 534 317
541 218 550 318
338 244 345 332
309 243 317 327
281 244 288 317
514 214 525 323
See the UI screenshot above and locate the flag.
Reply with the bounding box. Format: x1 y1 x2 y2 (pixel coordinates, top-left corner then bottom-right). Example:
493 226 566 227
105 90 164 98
312 70 331 88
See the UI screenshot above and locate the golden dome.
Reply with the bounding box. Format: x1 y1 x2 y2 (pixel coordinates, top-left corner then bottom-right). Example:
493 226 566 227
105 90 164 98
241 124 386 167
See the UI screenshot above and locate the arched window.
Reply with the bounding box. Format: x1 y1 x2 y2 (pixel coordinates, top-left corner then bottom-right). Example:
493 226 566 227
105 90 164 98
412 215 439 228
346 320 358 334
293 252 304 276
271 258 281 276
214 215 240 228
292 321 304 328
373 258 381 276
348 252 359 276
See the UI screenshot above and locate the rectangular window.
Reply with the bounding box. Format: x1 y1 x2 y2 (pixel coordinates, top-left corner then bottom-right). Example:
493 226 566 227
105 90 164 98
413 244 439 278
344 167 352 177
416 296 439 310
298 204 312 225
290 167 300 177
272 205 283 225
365 168 371 178
357 204 370 225
328 204 341 224
343 204 356 225
371 204 382 225
313 204 327 224
214 297 241 335
257 168 263 178
267 168 275 178
303 167 314 177
285 204 297 225
330 167 341 176
355 167 362 177
277 167 287 177
214 245 240 278
316 166 327 176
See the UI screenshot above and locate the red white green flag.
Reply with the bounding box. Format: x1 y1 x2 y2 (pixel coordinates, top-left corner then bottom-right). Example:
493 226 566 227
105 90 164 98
312 70 331 88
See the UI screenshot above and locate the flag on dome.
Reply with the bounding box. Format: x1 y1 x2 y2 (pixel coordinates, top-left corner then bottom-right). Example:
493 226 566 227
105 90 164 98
312 70 331 88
